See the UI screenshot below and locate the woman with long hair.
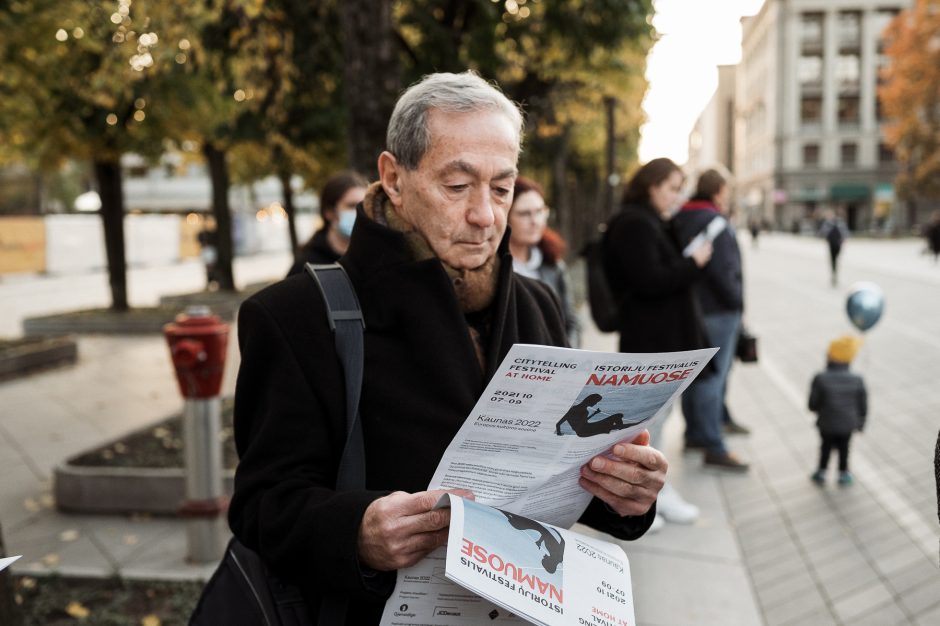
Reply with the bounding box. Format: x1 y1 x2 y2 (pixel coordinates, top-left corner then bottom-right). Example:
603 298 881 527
602 158 716 529
508 176 581 346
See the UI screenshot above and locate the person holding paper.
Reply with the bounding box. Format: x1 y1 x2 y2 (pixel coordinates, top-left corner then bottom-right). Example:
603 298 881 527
601 157 711 528
228 72 667 625
673 169 750 472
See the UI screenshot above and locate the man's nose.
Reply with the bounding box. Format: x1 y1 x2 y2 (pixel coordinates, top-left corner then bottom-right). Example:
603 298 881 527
466 187 496 228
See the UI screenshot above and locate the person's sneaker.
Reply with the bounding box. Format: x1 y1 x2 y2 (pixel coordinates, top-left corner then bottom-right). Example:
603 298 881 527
723 420 751 435
810 470 826 485
838 471 854 486
656 483 699 524
647 513 666 534
703 451 750 472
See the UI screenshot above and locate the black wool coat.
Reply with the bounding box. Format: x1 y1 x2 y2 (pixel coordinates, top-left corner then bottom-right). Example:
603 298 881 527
672 203 744 315
230 209 655 624
602 203 708 354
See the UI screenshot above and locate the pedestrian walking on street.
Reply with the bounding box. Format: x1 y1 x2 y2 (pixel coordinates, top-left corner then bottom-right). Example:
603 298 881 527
818 210 848 287
197 216 220 290
924 210 940 263
748 216 760 248
674 169 750 473
809 336 868 486
286 170 368 276
602 158 712 529
508 176 581 346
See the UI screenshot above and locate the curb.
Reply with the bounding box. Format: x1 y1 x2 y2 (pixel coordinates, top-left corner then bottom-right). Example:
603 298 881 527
0 337 78 380
54 463 235 515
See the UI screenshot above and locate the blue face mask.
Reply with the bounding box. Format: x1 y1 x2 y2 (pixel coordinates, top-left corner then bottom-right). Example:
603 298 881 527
337 209 356 238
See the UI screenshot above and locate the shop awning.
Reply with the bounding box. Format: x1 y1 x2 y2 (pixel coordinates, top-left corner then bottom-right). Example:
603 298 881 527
830 183 870 201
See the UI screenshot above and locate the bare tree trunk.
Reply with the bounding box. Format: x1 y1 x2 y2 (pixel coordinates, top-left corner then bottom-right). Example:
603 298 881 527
0 521 22 626
279 172 299 253
93 159 128 311
203 142 236 292
340 0 400 178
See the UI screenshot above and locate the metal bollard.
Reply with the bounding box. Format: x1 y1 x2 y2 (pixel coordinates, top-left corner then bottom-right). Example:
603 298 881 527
164 305 230 563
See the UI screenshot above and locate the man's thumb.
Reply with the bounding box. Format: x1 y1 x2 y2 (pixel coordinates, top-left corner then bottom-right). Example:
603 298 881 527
632 430 651 446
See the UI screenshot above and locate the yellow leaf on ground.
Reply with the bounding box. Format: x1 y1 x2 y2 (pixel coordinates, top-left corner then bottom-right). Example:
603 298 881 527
59 529 80 542
40 553 60 567
65 601 90 618
141 614 162 626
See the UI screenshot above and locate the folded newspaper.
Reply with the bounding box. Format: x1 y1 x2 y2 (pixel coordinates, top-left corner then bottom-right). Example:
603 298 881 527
381 344 716 625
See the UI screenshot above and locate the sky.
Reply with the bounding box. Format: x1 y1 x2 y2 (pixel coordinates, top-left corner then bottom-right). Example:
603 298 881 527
637 0 766 165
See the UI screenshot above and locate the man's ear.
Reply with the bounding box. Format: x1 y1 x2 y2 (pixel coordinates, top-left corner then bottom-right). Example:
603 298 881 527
378 151 404 208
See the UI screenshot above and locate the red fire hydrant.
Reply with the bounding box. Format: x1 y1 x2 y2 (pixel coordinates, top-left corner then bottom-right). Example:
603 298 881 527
164 306 229 563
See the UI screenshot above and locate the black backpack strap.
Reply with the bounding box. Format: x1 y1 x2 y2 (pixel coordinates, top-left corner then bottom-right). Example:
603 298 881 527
305 262 366 491
305 262 366 625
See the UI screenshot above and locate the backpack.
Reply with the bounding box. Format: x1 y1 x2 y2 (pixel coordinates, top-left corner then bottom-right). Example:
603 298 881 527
584 224 620 333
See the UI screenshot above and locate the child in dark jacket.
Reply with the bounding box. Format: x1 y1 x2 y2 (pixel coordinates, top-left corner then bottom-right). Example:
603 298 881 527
809 336 868 486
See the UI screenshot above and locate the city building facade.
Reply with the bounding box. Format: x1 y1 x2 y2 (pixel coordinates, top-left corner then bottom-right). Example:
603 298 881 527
734 0 911 232
688 65 737 181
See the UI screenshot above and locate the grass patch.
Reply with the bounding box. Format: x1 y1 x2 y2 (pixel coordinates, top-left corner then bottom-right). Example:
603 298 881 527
69 398 236 470
13 575 203 626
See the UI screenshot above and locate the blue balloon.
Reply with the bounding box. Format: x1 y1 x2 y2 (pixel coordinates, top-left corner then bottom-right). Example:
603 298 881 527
846 282 884 332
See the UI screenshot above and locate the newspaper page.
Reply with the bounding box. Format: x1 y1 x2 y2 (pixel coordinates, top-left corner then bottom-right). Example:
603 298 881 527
429 344 716 528
445 495 634 626
380 345 716 625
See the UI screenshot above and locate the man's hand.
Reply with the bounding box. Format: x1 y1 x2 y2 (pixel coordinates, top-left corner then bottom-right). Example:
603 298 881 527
578 430 667 517
358 488 474 571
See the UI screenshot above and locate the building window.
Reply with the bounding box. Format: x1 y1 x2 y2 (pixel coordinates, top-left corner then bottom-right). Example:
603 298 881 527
803 143 820 166
801 95 822 124
837 11 861 49
878 143 895 164
841 143 858 167
838 95 860 125
800 12 824 50
798 55 823 86
836 54 860 88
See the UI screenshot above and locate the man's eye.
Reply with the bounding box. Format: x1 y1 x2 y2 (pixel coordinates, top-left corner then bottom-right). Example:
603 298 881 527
448 184 469 193
493 187 511 197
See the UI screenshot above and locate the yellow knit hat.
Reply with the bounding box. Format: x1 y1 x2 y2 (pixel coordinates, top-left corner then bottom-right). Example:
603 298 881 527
828 336 862 363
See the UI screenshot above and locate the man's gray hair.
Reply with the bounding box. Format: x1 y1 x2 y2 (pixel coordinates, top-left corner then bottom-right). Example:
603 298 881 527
386 71 524 170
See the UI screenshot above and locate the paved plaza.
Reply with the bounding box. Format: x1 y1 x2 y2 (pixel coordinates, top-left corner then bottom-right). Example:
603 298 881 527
1 234 938 624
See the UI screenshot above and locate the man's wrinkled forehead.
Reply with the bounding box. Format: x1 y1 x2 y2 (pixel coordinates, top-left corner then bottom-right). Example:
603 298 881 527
437 159 518 181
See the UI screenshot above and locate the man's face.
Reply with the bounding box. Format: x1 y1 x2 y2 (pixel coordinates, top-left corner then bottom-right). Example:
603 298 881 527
384 108 519 269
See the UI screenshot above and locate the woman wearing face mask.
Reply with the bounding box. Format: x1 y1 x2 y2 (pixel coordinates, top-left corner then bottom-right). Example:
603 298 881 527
287 170 368 277
508 176 581 347
601 157 713 531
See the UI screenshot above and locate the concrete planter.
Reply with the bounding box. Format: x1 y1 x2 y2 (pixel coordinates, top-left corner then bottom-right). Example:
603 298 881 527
0 336 78 380
24 309 178 336
54 463 235 515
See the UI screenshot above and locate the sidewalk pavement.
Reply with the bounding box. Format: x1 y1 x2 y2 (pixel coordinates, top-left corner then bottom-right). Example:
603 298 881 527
1 234 938 624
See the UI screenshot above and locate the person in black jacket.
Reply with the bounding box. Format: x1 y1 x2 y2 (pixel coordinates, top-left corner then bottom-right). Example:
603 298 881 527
809 336 868 486
229 72 667 625
601 158 711 527
286 170 367 276
673 169 750 472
